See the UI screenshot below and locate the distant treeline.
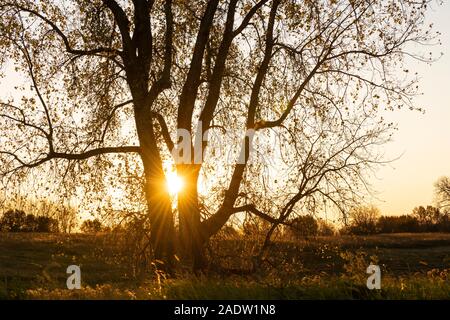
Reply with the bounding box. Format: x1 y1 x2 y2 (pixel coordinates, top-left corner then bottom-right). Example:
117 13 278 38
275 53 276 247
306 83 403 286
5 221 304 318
0 209 59 233
341 205 450 235
2 203 450 236
0 198 78 233
275 205 450 239
0 205 111 234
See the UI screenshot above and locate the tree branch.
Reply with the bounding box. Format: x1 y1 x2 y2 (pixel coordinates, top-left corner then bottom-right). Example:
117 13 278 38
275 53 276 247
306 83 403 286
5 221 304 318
151 111 174 152
148 0 173 101
4 3 123 57
1 146 140 172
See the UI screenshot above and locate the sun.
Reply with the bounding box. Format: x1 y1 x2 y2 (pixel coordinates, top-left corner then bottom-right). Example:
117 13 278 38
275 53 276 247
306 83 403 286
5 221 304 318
166 171 184 195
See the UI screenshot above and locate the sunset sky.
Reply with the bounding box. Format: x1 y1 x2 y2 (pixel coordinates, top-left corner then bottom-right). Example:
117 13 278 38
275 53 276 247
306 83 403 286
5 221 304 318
371 1 450 215
0 1 449 218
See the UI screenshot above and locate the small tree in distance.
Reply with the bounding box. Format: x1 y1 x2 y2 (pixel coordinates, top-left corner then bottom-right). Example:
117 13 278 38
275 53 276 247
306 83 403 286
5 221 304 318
435 177 450 210
345 205 380 235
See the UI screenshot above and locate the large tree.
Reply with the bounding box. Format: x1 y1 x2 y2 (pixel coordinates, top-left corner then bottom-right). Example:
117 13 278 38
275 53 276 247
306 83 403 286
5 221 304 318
0 0 438 269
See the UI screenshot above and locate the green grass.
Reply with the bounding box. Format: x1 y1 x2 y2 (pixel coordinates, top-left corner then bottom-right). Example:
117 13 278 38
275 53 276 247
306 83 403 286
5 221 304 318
1 232 450 299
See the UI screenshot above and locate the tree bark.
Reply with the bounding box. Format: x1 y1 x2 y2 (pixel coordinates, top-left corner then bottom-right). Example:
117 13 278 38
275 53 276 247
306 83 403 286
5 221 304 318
134 102 175 270
177 164 206 270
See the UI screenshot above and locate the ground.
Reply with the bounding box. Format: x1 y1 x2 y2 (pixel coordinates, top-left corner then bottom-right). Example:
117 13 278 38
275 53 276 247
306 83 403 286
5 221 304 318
1 232 449 299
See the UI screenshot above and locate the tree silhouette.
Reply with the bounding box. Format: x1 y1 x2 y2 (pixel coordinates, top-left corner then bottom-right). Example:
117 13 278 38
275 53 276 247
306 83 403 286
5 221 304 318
435 177 450 210
0 0 438 269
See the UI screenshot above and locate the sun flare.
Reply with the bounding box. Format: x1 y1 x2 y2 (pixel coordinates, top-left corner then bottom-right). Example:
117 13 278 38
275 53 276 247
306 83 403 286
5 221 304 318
166 171 184 195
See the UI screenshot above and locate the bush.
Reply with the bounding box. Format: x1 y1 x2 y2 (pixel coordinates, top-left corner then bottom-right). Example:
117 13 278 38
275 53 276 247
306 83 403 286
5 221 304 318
35 216 59 232
241 219 272 238
0 210 26 232
288 216 319 238
317 219 336 236
80 219 104 233
0 210 58 232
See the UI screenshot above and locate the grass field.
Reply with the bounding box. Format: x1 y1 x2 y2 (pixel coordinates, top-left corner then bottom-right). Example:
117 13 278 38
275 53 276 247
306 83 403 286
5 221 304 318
1 232 450 299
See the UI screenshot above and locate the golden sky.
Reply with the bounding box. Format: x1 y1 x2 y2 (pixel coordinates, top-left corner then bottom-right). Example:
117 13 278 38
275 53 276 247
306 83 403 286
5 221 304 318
371 1 450 215
1 2 449 217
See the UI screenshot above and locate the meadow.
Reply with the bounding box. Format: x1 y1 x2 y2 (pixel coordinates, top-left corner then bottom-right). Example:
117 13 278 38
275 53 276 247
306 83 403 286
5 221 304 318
1 232 449 300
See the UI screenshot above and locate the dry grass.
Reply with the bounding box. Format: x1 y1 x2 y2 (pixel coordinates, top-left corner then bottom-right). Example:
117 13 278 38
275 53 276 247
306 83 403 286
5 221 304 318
1 232 450 299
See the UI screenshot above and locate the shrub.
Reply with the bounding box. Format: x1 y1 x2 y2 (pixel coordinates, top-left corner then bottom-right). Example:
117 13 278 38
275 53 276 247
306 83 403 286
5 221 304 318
288 215 319 238
0 209 58 232
241 219 272 238
35 216 59 233
0 210 26 232
317 219 336 236
80 219 104 233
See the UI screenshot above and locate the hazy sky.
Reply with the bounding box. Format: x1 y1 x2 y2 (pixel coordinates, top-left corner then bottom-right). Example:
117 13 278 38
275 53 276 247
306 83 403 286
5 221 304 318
371 1 450 215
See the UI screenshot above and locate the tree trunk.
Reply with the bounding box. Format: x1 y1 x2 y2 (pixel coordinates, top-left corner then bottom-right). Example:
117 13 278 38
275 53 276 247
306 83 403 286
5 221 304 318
135 104 176 270
145 175 175 270
177 164 206 270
